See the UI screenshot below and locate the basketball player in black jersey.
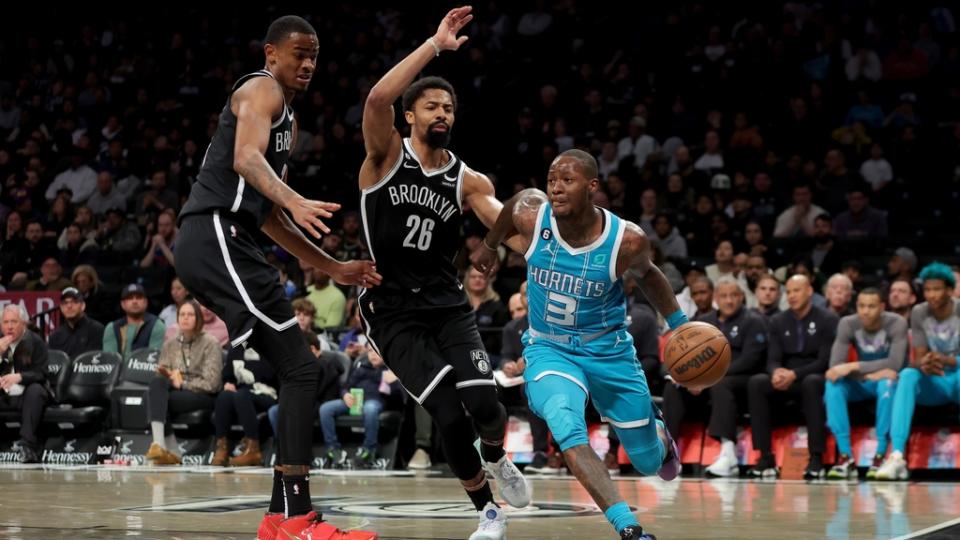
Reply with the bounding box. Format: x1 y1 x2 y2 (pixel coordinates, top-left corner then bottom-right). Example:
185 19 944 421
359 7 529 539
175 16 379 540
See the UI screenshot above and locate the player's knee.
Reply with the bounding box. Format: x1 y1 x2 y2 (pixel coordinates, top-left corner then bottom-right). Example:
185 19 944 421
748 372 771 393
462 388 505 430
541 394 588 450
626 443 663 476
824 380 843 399
899 367 922 386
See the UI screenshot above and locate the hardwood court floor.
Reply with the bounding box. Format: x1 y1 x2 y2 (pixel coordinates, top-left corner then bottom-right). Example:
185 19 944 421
0 466 957 539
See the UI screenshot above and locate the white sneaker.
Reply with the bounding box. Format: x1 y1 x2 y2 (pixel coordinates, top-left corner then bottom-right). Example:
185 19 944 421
705 451 739 477
875 451 909 481
408 448 432 470
468 502 507 540
484 455 532 508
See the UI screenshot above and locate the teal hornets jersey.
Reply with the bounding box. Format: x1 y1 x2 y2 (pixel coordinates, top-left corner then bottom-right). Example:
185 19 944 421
524 203 628 339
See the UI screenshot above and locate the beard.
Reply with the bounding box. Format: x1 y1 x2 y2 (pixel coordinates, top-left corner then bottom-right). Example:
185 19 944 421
425 122 451 148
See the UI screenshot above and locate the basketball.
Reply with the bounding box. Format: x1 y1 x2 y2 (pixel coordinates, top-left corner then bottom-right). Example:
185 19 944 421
664 322 731 389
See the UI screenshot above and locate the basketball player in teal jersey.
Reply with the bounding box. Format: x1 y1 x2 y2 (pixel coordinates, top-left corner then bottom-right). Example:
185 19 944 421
473 150 688 540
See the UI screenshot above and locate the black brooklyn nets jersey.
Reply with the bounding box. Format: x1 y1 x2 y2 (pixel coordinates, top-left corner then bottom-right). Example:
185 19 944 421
362 138 466 304
179 70 293 230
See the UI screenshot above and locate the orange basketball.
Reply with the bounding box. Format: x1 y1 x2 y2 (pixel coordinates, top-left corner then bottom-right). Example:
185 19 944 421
664 321 731 389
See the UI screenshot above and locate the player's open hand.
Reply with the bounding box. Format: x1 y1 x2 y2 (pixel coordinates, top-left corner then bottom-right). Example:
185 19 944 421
289 196 339 239
470 240 500 277
433 6 473 51
332 260 382 288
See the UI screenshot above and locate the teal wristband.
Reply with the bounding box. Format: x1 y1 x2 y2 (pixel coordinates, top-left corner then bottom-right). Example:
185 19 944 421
666 310 689 330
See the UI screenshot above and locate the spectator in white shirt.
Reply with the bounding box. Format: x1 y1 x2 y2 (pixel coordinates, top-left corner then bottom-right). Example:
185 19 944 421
858 143 893 193
694 130 724 173
774 184 827 238
45 153 97 204
86 171 128 216
617 116 658 170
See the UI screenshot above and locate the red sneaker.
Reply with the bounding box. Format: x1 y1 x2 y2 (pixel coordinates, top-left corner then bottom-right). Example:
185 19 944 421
275 511 378 540
257 513 284 540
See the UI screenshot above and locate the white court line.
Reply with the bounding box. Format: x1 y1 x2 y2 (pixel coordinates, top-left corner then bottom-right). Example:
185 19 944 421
891 516 960 540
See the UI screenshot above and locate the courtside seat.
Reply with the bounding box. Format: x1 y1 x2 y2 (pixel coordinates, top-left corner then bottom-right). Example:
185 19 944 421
110 348 160 430
43 351 122 429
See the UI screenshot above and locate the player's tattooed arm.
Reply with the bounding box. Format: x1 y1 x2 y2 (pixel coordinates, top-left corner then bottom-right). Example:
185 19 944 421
470 187 546 276
262 206 382 288
619 221 683 318
233 78 338 238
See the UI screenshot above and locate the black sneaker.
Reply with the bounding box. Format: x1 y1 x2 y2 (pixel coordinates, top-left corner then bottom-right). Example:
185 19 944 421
747 454 779 478
354 447 376 469
525 451 549 474
324 448 348 469
18 442 40 464
620 525 657 540
804 453 825 480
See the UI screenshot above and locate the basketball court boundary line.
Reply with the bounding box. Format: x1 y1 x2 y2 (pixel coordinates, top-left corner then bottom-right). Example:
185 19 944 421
891 516 960 540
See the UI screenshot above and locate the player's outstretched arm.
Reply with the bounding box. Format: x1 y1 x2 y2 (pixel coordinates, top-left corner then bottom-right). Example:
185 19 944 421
618 222 688 330
233 78 337 239
262 206 382 288
361 6 473 186
470 187 546 276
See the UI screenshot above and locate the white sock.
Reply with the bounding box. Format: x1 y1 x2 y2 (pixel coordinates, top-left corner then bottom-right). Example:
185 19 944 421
165 434 178 453
720 439 736 458
890 450 903 460
151 421 165 446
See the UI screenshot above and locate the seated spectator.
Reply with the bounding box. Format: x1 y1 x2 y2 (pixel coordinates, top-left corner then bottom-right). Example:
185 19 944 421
86 171 128 217
58 222 98 270
47 287 104 358
96 208 142 259
752 274 783 319
824 273 855 317
26 257 72 291
165 303 229 348
465 267 509 357
336 211 370 262
858 143 893 194
71 264 115 324
663 277 767 477
748 275 838 479
653 212 687 260
833 185 888 240
7 220 57 288
338 301 366 358
773 184 826 238
44 152 97 204
139 209 177 269
877 263 960 480
146 299 222 465
887 277 917 320
292 297 320 334
103 283 165 358
811 214 843 278
319 344 394 469
705 240 736 284
135 169 179 219
159 277 189 329
57 205 98 248
0 305 52 463
689 276 716 320
46 195 74 237
824 288 908 480
211 347 277 467
305 271 346 329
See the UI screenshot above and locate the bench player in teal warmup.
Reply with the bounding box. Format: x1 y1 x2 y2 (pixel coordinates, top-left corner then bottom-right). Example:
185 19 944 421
473 149 687 540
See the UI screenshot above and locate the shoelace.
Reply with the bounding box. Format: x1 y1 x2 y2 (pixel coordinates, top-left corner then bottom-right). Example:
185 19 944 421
498 460 519 482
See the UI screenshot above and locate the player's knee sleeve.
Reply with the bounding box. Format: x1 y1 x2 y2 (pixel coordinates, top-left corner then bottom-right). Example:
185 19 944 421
618 427 664 476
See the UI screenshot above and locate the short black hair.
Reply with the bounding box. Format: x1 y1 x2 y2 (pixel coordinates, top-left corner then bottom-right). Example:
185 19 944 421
814 213 832 223
402 76 457 112
558 149 599 180
265 15 316 45
859 287 883 300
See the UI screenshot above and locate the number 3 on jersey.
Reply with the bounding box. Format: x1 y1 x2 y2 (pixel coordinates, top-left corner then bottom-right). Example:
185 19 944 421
402 215 434 251
545 291 577 326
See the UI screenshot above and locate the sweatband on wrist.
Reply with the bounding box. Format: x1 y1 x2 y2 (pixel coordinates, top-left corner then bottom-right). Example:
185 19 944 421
666 310 689 330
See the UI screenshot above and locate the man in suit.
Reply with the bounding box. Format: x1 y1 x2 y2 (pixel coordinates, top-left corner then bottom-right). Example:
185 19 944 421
0 304 52 463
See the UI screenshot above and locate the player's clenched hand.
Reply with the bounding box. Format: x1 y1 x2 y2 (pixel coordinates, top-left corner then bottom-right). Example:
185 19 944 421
433 6 473 51
331 260 382 288
470 242 499 277
289 197 339 239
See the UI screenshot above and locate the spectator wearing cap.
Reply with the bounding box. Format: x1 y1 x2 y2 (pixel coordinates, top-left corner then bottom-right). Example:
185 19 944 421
833 184 888 240
336 211 369 263
44 153 97 204
102 283 165 358
86 171 128 217
96 207 141 257
48 287 104 358
887 247 917 284
26 258 72 292
773 183 827 238
0 304 52 463
617 116 659 171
